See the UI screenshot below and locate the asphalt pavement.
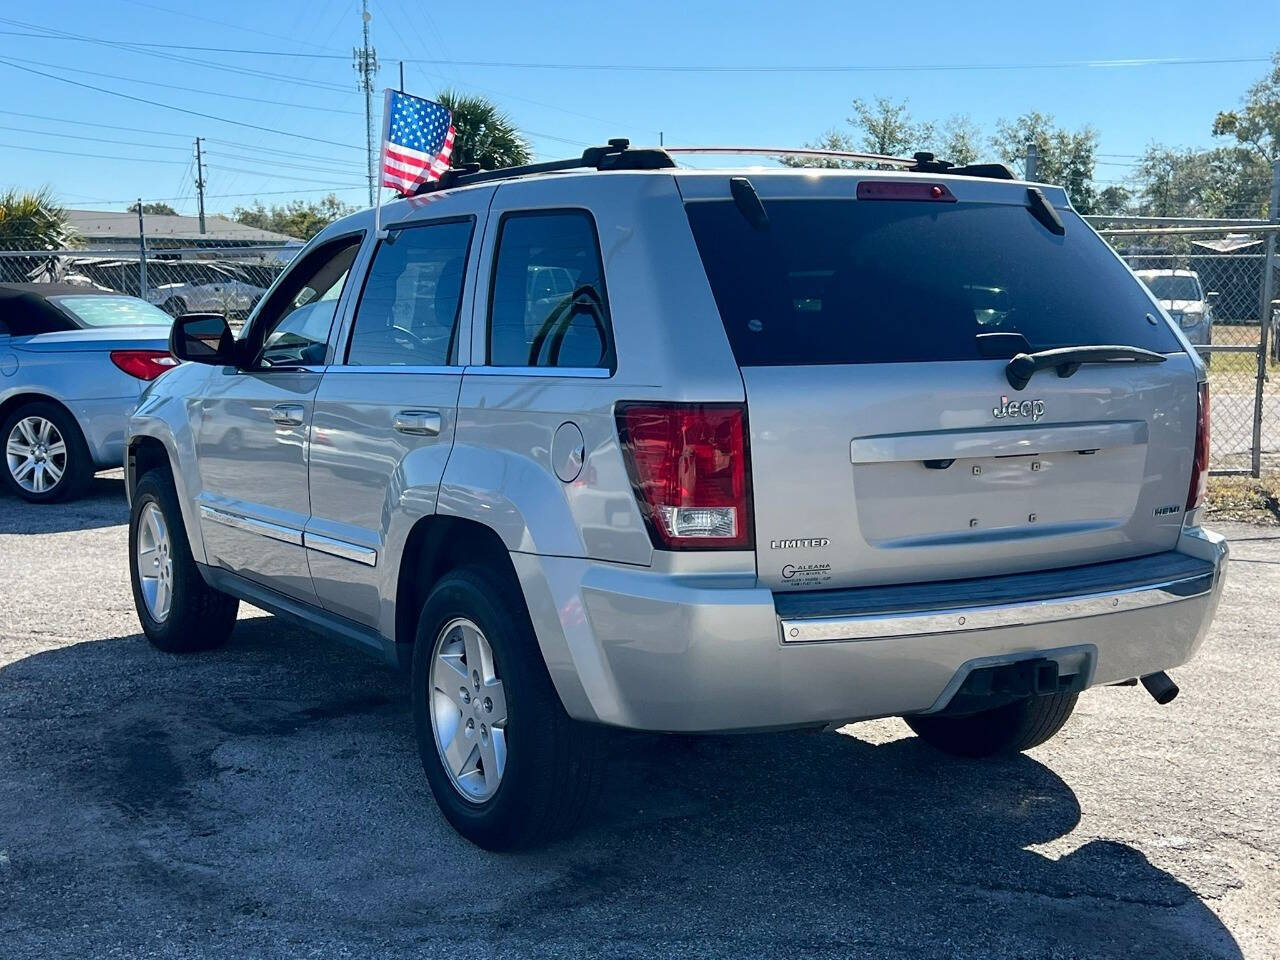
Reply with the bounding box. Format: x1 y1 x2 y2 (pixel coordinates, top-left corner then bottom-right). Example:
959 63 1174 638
1 474 1277 959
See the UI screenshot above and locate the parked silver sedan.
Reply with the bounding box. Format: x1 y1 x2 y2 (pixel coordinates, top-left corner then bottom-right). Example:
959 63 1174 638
0 284 175 502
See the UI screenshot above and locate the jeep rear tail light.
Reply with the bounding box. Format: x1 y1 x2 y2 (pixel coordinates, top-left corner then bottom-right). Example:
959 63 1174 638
617 403 753 550
1186 381 1209 511
110 349 179 381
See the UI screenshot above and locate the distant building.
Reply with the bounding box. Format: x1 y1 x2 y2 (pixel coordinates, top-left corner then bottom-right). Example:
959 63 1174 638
67 210 299 252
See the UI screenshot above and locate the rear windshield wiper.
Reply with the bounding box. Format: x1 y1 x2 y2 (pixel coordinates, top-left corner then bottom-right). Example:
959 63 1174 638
1005 345 1166 390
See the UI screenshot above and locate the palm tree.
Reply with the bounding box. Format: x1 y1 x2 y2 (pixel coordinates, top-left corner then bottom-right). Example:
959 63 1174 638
0 187 76 282
437 90 531 171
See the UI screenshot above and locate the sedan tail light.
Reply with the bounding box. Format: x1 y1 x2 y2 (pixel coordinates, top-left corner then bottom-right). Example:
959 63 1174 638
1186 381 1209 511
110 349 179 381
616 402 753 550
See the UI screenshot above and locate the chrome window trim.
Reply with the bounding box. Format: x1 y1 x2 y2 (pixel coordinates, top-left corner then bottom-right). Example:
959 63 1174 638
465 365 612 379
303 531 378 567
199 505 303 546
779 570 1215 643
320 364 461 375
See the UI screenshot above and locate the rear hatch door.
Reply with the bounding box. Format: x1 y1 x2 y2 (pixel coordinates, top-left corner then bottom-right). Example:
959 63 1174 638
679 172 1197 590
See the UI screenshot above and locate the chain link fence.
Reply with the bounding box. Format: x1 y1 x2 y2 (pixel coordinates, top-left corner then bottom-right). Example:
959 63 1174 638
0 239 294 330
1092 218 1279 476
4 219 1279 473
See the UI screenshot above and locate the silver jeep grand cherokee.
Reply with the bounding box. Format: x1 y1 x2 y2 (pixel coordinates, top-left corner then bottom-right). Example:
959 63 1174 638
125 142 1227 849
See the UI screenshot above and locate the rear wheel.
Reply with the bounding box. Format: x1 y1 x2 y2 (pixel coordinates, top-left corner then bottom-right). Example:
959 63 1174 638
411 567 601 849
2 401 93 503
129 471 239 653
905 692 1078 757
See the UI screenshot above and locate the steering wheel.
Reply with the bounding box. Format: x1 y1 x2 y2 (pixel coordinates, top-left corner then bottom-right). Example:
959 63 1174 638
528 286 608 367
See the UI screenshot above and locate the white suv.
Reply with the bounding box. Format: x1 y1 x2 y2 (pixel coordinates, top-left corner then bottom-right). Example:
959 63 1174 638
126 142 1228 849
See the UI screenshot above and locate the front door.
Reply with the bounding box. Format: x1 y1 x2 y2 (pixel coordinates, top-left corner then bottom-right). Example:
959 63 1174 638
195 232 364 602
308 203 487 629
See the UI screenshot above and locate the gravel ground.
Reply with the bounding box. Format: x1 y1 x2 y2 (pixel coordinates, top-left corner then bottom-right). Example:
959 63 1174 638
1 474 1277 959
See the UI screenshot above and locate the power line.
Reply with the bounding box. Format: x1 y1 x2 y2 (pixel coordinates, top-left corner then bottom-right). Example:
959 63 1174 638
0 27 1268 72
0 58 364 153
0 55 363 116
2 142 189 164
0 122 186 152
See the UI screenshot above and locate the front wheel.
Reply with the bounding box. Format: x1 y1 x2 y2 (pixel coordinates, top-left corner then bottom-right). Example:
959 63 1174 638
411 567 601 849
129 471 239 653
905 692 1078 758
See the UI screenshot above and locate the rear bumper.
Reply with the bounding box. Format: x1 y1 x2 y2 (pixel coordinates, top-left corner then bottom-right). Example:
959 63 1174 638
515 526 1228 732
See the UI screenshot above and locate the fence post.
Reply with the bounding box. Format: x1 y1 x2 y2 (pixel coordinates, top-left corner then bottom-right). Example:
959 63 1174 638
136 199 148 300
1024 142 1038 182
1251 159 1280 477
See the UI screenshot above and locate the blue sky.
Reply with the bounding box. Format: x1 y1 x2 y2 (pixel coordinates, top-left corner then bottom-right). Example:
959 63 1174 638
0 0 1275 217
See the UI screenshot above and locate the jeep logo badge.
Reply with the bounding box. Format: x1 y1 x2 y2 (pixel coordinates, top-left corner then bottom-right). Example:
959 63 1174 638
993 396 1045 422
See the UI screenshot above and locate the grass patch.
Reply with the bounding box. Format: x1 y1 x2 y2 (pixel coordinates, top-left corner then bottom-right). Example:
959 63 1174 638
1206 474 1280 525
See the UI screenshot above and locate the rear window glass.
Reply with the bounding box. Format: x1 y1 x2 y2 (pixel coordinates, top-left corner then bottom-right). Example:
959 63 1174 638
684 198 1179 366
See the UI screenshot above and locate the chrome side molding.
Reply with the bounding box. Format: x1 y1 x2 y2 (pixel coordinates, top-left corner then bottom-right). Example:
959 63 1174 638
199 504 302 546
780 569 1215 643
303 531 377 567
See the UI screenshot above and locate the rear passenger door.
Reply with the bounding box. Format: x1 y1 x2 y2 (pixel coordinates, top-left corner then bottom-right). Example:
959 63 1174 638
306 205 485 629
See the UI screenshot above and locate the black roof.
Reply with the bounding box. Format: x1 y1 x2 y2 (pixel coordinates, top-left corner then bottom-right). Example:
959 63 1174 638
0 283 131 335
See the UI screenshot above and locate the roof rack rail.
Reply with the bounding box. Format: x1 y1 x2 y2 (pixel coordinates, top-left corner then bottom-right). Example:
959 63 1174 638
666 146 1015 181
410 141 1017 196
412 138 675 195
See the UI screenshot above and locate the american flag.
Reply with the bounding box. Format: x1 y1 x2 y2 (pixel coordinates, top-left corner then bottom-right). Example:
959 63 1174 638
381 91 456 195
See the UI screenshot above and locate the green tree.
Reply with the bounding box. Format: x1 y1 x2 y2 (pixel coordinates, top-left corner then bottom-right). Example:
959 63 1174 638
127 202 178 216
232 193 356 240
0 187 76 281
0 187 75 248
1213 50 1280 162
1130 145 1269 219
437 89 531 170
782 99 982 169
991 112 1100 212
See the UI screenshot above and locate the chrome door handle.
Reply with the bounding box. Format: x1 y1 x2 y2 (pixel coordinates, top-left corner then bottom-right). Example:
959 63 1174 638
393 409 442 437
269 403 305 426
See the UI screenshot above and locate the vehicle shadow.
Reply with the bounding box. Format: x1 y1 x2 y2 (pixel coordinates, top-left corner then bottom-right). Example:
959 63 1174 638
0 473 128 534
0 618 1243 960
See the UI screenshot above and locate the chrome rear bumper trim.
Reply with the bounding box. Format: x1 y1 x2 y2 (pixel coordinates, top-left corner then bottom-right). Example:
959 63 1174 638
779 569 1215 643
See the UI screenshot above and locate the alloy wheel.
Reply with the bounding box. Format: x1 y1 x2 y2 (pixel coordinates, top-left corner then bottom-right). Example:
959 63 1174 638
429 617 508 802
5 416 67 494
136 502 174 622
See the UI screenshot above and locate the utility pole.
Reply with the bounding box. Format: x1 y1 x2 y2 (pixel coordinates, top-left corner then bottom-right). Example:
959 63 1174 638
399 60 404 92
136 199 148 300
352 0 379 207
194 136 207 235
1024 142 1038 182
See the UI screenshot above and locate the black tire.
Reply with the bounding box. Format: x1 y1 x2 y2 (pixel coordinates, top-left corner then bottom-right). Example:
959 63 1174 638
411 567 602 850
161 296 187 317
1 400 94 503
905 692 1078 758
129 470 239 653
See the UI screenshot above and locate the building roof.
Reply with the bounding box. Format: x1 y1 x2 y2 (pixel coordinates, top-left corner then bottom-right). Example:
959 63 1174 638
67 210 297 244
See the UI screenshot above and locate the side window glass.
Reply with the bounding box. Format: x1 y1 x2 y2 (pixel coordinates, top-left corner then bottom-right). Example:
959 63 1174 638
248 235 362 368
346 219 473 366
489 210 614 369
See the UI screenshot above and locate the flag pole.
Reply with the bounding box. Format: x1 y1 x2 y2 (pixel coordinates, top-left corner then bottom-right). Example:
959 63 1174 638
374 87 392 237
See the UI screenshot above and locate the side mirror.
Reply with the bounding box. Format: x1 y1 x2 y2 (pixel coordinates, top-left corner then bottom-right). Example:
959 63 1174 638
170 312 235 365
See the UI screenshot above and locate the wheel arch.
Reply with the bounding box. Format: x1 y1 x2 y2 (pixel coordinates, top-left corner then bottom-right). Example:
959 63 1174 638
0 389 77 431
394 514 520 657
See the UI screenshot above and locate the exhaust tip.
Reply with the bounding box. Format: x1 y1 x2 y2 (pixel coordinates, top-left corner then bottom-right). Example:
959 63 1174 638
1140 671 1179 705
